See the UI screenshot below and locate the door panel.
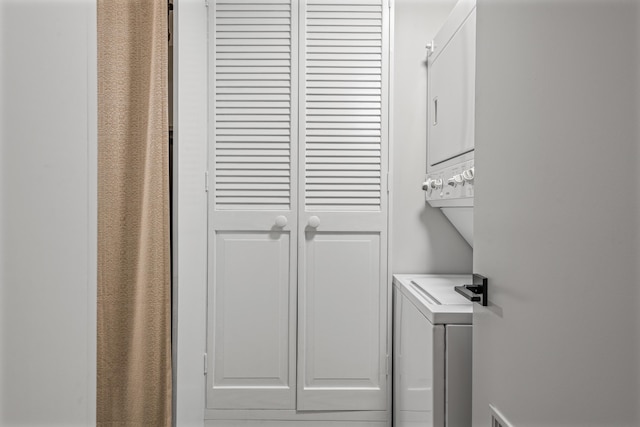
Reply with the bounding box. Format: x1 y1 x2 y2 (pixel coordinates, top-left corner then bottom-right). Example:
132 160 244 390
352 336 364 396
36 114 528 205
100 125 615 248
472 2 639 426
207 0 298 410
212 0 298 212
301 0 388 214
298 231 386 410
301 234 380 387
208 231 295 409
296 0 389 411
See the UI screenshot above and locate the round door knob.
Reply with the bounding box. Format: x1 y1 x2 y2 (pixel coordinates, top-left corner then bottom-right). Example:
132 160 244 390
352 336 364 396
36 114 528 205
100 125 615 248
308 216 320 228
275 215 287 227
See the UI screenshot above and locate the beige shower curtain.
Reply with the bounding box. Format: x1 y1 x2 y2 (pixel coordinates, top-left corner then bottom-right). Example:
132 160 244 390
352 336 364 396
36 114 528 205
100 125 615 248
97 1 171 426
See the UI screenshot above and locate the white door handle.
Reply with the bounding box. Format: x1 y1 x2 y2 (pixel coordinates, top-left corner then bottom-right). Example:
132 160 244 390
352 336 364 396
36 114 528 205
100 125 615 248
433 97 438 126
275 215 288 227
308 216 320 228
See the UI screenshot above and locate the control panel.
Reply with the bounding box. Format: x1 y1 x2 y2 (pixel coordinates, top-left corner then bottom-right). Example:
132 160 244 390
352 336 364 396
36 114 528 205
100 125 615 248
422 159 474 207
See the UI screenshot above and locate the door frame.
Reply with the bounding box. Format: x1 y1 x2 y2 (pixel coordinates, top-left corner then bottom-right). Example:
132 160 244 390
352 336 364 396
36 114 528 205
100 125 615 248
172 1 208 426
172 0 396 424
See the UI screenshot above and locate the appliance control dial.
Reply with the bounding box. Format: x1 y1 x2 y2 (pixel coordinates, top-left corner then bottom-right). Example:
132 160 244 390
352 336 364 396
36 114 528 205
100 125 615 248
425 161 473 205
462 167 475 182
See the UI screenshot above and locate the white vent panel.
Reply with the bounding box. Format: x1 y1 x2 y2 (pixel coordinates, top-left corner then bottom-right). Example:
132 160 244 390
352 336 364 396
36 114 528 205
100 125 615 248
213 0 296 210
303 0 384 211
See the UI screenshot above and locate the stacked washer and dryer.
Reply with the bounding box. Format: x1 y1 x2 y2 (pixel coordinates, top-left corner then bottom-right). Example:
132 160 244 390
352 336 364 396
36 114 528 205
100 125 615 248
393 1 477 426
422 0 476 248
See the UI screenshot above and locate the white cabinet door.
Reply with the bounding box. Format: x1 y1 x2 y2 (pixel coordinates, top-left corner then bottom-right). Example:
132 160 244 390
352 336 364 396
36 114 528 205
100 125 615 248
208 227 296 409
207 0 298 410
298 223 387 411
207 0 389 414
297 0 389 411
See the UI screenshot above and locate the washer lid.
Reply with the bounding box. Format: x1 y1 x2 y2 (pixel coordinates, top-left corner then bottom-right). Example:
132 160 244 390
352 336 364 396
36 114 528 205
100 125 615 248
393 274 473 325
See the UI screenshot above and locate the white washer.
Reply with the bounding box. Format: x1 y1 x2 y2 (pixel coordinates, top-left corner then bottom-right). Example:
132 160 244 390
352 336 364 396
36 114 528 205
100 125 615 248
393 274 473 427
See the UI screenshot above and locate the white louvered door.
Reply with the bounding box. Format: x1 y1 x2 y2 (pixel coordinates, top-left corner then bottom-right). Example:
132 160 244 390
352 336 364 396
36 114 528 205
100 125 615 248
207 0 389 414
297 0 389 411
207 0 299 410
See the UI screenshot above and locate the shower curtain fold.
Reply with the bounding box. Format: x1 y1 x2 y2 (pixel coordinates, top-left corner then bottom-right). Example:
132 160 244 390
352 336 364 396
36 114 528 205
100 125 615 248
97 1 171 425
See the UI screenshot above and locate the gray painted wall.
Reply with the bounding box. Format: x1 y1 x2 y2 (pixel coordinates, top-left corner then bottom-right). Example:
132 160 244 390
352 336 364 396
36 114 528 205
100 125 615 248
392 0 473 274
0 1 96 425
472 0 640 425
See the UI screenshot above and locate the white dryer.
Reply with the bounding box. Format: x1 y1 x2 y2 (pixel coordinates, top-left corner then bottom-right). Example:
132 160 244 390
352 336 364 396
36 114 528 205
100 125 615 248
393 274 472 427
423 0 477 247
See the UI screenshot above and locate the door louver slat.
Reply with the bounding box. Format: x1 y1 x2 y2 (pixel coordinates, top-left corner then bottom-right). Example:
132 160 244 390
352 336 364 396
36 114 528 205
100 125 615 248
213 0 295 210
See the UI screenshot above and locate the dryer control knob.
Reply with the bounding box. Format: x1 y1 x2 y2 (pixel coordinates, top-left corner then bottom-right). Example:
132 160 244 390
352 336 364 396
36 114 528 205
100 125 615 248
462 168 475 181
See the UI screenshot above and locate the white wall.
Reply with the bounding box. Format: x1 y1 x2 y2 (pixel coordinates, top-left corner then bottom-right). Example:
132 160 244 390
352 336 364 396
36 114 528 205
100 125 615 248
472 0 640 425
392 0 473 274
0 1 96 425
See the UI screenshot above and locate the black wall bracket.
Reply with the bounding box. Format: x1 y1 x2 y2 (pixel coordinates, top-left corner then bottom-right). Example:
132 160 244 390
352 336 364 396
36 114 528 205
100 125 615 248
454 274 488 306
